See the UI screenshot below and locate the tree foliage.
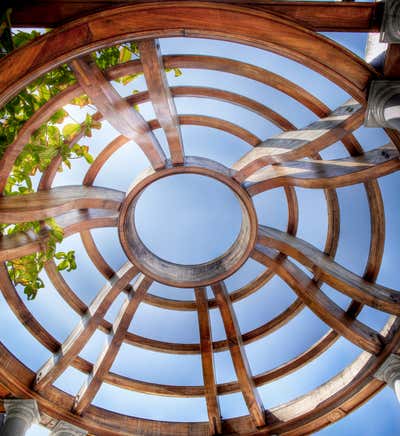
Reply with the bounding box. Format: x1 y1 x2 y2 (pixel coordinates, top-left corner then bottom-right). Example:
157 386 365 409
0 17 181 299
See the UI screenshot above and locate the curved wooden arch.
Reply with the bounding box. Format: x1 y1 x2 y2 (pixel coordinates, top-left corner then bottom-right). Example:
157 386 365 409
0 2 399 435
0 2 377 108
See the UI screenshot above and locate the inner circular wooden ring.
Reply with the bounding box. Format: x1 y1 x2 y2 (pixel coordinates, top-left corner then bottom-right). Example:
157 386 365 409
118 156 258 288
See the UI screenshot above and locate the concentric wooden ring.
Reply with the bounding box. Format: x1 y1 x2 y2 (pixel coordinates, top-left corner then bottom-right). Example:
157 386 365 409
118 156 258 287
1 2 400 436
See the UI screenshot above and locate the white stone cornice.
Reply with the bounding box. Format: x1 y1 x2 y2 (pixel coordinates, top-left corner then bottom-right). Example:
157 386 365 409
365 80 400 128
374 353 400 387
50 420 87 436
381 0 400 43
3 399 40 427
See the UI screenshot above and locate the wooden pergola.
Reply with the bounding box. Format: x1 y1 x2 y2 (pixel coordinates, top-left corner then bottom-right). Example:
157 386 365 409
0 1 400 435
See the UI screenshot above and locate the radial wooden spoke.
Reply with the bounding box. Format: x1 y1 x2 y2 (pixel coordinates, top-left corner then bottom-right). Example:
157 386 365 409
211 282 265 427
233 99 364 183
258 225 400 316
0 186 123 223
252 245 383 354
73 274 151 415
195 288 222 435
0 209 118 262
246 144 400 195
70 57 166 170
34 262 138 391
138 39 184 165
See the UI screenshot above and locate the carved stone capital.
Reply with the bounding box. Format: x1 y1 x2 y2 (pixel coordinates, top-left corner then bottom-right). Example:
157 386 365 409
50 420 87 436
3 399 40 427
375 354 400 387
381 0 400 43
365 80 400 128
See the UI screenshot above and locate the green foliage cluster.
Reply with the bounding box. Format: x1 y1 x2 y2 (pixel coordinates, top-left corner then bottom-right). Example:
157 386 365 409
0 21 182 299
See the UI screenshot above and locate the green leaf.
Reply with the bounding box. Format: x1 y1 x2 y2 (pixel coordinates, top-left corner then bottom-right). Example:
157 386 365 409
119 46 132 63
62 123 81 140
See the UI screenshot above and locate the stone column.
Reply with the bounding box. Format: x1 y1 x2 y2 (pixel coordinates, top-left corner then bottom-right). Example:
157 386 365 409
365 81 400 130
365 0 400 131
375 354 400 403
50 421 87 436
380 0 400 44
365 33 387 71
0 399 40 436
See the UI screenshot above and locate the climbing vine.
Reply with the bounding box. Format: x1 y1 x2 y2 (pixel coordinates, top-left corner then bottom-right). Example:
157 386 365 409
0 14 181 299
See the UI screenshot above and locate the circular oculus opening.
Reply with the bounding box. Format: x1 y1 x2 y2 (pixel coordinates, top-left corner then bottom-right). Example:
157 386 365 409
118 157 257 288
134 173 242 265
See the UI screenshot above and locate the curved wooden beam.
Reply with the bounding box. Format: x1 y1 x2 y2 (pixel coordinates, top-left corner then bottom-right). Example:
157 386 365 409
44 260 88 316
83 135 129 187
211 282 265 427
0 186 123 223
162 55 337 118
73 274 152 415
148 115 261 147
252 245 383 354
0 209 118 262
195 288 221 435
0 3 376 108
170 86 296 131
233 99 364 183
102 328 336 398
246 144 400 195
258 225 400 316
80 230 115 280
10 2 382 32
34 262 138 391
38 112 103 191
138 39 184 165
70 56 166 169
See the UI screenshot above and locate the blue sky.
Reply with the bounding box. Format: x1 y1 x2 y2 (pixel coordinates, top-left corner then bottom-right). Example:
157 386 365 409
1 28 399 435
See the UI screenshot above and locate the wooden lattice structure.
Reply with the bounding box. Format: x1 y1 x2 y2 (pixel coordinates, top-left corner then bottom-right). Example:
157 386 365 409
1 1 400 435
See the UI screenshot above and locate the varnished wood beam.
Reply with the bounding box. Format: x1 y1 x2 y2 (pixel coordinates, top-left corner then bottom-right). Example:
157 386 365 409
252 245 383 354
258 225 400 316
162 55 329 118
246 144 400 194
384 44 400 78
150 115 261 147
233 99 364 183
34 262 138 391
138 39 184 165
0 186 123 223
195 288 222 434
0 209 118 262
70 57 166 169
211 282 266 427
9 1 382 33
73 274 151 415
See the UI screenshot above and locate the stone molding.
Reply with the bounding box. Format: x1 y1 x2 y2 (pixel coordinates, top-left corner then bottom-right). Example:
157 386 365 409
375 354 400 387
381 0 400 44
365 80 400 128
3 399 40 427
50 420 87 436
